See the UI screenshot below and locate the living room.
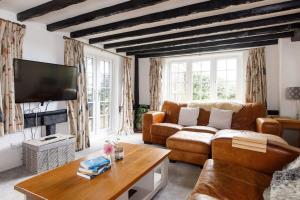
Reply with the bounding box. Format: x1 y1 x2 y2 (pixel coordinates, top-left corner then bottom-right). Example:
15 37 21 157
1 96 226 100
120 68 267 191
0 0 299 200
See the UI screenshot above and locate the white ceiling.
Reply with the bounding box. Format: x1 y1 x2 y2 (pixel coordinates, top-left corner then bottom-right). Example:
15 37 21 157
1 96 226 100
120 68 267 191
0 0 298 48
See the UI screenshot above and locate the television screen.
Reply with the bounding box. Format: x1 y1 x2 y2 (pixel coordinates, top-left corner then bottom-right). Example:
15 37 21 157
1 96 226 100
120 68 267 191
14 59 77 103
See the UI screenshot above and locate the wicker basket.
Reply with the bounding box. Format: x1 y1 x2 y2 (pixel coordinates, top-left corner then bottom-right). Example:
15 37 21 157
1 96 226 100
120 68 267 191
23 134 75 173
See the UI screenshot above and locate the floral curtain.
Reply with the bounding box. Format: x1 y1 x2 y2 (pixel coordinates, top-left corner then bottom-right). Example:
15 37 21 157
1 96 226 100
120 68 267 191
0 19 25 136
245 47 267 106
149 57 163 111
119 57 134 135
64 39 90 151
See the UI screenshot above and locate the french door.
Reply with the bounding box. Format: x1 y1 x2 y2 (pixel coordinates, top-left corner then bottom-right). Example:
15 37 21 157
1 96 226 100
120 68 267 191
86 56 112 135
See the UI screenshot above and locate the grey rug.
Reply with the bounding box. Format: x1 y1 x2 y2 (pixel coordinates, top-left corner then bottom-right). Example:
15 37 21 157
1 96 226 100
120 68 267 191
0 134 200 200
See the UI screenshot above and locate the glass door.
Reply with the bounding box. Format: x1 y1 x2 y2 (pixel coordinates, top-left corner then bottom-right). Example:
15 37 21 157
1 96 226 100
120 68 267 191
85 56 113 135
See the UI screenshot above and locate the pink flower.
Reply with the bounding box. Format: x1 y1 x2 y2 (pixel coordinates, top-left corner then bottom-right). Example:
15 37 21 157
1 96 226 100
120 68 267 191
104 143 114 155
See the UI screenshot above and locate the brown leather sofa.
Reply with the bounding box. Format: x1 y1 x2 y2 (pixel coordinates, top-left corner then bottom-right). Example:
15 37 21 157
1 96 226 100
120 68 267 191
189 130 300 200
143 101 281 146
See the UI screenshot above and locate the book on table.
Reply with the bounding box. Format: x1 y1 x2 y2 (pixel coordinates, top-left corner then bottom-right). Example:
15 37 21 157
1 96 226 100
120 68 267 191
77 156 111 180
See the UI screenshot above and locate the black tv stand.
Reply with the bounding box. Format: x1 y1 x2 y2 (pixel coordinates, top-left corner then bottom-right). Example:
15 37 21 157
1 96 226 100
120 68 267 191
24 109 67 136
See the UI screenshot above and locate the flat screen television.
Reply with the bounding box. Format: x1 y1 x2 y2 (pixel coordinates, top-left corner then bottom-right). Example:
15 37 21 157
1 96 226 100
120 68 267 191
14 59 77 103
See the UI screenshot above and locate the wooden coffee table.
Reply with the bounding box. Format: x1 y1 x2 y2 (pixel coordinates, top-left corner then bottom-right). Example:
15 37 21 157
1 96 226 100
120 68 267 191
15 143 171 200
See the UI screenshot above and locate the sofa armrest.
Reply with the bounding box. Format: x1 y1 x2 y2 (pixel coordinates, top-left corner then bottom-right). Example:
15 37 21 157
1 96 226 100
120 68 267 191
212 131 300 175
142 111 165 143
256 118 282 136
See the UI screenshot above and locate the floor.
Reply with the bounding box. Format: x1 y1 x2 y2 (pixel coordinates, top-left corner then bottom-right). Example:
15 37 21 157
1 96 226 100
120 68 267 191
0 133 201 200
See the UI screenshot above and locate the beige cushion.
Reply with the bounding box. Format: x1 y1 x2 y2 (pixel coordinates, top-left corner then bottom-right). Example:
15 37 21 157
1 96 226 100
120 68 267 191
167 131 214 154
208 108 233 129
188 101 243 112
178 107 199 126
182 126 218 134
151 123 183 137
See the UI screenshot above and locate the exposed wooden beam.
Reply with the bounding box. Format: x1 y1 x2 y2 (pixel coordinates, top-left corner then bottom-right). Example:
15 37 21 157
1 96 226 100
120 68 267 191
116 23 300 52
127 32 293 56
17 0 86 21
91 1 300 43
71 0 261 38
135 40 278 58
101 13 300 47
47 0 167 31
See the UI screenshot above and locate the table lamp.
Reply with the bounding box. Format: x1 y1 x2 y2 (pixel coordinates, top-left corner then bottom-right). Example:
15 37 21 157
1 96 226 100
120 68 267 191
286 87 300 119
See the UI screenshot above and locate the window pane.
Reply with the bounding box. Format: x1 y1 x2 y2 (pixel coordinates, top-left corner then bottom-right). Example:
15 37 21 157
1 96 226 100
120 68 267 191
216 58 239 100
217 60 226 70
227 59 237 70
192 61 211 100
170 62 187 101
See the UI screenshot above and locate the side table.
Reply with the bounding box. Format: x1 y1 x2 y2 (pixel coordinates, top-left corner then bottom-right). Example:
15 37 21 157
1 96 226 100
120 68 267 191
273 117 300 147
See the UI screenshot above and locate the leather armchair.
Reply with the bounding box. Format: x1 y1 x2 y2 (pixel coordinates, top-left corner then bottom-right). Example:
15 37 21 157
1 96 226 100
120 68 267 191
142 111 165 143
256 118 282 136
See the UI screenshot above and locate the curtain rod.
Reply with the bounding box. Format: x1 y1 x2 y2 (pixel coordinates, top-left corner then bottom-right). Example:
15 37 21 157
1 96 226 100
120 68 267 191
0 17 26 28
63 36 132 59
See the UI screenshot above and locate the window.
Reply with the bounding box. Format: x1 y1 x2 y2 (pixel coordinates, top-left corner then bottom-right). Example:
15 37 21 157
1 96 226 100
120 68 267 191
85 56 113 134
169 62 187 101
166 53 244 102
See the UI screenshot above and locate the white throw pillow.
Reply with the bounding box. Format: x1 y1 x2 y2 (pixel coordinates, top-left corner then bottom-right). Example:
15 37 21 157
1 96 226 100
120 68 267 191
208 108 233 129
178 107 199 126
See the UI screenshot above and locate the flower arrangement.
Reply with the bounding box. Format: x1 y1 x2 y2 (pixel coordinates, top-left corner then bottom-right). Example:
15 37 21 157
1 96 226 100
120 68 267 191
104 138 121 161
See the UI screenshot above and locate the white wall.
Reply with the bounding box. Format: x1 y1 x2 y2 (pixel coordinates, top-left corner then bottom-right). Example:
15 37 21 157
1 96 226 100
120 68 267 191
0 9 68 172
265 45 280 110
139 58 150 105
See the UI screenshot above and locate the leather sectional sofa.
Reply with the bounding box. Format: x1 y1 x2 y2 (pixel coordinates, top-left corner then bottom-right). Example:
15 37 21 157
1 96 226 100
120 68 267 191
143 101 281 165
143 101 280 145
142 101 300 199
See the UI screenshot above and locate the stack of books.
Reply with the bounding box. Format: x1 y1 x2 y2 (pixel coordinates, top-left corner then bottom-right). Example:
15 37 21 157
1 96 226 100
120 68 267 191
77 156 111 180
232 134 267 153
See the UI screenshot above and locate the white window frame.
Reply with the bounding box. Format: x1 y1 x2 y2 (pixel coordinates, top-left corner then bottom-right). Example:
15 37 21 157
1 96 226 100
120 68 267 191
165 52 245 103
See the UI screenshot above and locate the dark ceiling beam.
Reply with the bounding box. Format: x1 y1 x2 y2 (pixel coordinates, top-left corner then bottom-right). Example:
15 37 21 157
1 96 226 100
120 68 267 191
135 40 278 58
116 23 300 52
47 0 167 31
102 13 300 48
91 0 300 43
17 0 86 21
127 32 293 56
71 0 261 38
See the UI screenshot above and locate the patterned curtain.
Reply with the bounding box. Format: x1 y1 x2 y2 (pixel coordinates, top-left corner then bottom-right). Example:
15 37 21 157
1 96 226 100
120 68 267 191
0 19 25 136
64 39 90 151
149 57 163 111
245 47 267 106
119 57 134 135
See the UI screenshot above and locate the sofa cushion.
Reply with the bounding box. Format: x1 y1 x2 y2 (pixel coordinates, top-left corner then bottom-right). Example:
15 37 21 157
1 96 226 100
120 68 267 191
151 123 183 137
208 108 233 129
178 107 199 126
182 126 218 134
167 131 214 154
189 159 271 200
